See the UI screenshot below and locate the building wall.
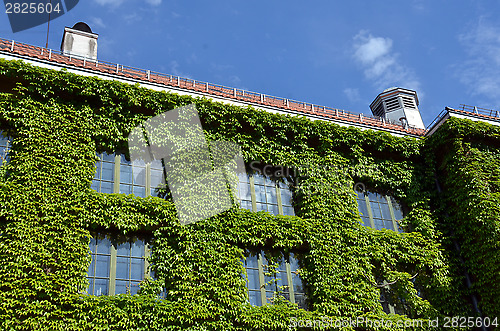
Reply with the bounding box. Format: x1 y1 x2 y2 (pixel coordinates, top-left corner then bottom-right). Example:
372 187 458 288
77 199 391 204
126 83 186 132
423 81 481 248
0 58 492 330
427 117 500 318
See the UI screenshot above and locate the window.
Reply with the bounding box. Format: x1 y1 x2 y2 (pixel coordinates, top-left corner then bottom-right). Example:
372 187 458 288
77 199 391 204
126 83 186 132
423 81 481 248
380 286 406 315
356 190 404 232
237 171 295 216
87 235 151 296
242 250 306 309
91 152 164 197
0 132 12 167
91 152 115 194
375 275 424 316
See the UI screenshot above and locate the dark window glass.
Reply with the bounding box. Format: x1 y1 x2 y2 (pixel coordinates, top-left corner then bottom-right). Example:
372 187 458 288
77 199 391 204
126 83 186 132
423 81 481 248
0 134 11 166
356 190 404 232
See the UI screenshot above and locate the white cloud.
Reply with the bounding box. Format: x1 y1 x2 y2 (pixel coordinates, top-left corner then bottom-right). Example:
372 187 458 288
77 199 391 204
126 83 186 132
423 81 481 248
343 88 361 103
352 30 421 93
94 0 161 7
456 20 500 105
94 0 125 7
123 13 142 24
169 60 190 78
89 17 106 29
145 0 162 5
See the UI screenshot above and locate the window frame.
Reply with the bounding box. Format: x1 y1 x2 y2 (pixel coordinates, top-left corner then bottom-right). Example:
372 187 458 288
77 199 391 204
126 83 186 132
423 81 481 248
92 152 165 197
87 234 152 296
242 250 306 308
238 171 295 216
357 190 404 232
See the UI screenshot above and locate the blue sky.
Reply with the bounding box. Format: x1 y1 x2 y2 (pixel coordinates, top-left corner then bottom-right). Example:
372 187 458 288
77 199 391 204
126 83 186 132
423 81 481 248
1 0 500 126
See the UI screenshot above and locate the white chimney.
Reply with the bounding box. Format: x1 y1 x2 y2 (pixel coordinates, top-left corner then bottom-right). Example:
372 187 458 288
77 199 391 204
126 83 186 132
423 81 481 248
60 22 98 61
370 87 425 130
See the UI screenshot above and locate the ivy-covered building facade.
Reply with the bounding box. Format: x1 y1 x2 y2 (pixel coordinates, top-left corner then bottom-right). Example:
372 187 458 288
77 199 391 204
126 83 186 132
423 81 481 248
0 24 499 330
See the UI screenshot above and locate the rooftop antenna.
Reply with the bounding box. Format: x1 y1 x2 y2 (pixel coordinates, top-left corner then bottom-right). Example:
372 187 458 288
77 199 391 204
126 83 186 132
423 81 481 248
45 0 52 49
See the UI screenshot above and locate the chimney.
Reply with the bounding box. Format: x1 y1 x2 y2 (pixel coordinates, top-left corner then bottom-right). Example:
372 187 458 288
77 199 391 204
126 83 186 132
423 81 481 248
60 22 98 61
370 87 425 130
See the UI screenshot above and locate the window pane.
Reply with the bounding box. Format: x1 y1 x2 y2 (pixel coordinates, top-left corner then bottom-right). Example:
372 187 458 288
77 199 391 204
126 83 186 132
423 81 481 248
238 172 250 183
247 269 260 291
238 181 252 201
249 290 261 306
371 202 382 218
129 281 141 295
100 181 113 194
131 239 144 257
130 258 144 280
101 161 114 181
265 185 277 204
391 197 404 220
95 255 110 278
380 202 392 219
277 270 288 290
256 203 267 212
89 238 97 253
255 185 266 203
96 237 111 254
289 253 299 270
102 152 114 162
120 162 133 184
116 242 131 256
374 219 385 230
267 204 279 216
280 188 293 206
295 293 307 309
0 134 11 166
119 184 132 195
283 206 295 216
87 256 95 276
115 280 129 295
360 216 371 227
245 254 259 269
94 160 101 179
94 279 109 296
151 168 164 191
253 173 265 185
91 180 100 191
357 198 368 217
116 256 130 280
240 200 252 211
87 277 95 295
265 290 275 303
133 186 146 198
385 219 395 230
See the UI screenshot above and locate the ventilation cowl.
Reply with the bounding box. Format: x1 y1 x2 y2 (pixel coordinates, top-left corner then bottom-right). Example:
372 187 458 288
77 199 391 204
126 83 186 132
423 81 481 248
369 87 425 130
60 22 98 60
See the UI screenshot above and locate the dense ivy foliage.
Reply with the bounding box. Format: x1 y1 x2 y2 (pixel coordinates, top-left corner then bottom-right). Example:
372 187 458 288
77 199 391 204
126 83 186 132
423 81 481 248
426 118 500 318
0 59 490 330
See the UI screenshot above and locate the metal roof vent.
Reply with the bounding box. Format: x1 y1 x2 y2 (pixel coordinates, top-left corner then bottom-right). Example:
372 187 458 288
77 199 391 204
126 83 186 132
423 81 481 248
369 87 425 129
60 22 98 61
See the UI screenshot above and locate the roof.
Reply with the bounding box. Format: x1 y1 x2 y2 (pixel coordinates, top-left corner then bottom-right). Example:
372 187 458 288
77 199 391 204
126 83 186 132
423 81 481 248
0 37 437 137
426 105 500 136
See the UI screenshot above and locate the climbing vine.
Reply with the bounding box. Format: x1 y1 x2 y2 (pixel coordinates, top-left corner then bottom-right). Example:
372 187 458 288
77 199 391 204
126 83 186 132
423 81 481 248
0 59 488 330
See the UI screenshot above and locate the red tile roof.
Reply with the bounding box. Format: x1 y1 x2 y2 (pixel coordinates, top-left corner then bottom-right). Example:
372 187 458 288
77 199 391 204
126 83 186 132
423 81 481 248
0 38 427 136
